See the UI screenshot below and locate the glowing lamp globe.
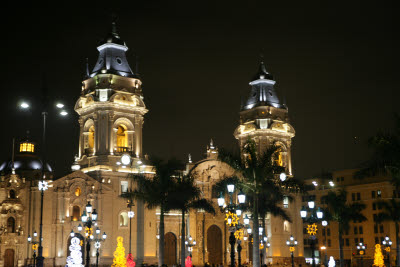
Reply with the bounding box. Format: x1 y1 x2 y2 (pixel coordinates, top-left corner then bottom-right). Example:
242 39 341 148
85 202 93 213
102 232 107 240
316 208 323 219
121 154 132 165
91 209 98 221
227 183 235 193
27 235 32 242
244 215 250 225
247 228 252 234
81 211 88 222
308 201 315 209
322 220 328 226
236 209 242 217
217 193 225 207
300 206 307 218
280 172 287 181
238 191 246 204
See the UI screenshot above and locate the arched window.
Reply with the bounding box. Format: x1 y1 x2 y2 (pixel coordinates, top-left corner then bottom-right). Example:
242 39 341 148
120 212 128 227
116 125 128 152
88 126 95 149
7 217 15 233
75 187 81 197
72 206 80 221
9 190 16 199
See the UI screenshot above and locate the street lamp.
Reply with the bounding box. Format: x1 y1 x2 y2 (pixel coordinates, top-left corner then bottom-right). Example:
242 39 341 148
219 182 246 267
19 93 69 267
300 200 324 267
286 235 298 267
186 235 197 258
27 231 39 266
127 200 135 266
71 201 106 267
356 242 366 267
382 236 392 267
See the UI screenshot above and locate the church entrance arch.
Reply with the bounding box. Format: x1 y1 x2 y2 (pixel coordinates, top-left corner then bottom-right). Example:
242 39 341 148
207 225 222 265
164 232 177 265
4 249 14 267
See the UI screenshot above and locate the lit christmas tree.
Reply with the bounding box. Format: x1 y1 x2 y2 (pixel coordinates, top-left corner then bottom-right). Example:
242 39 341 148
112 236 127 267
373 244 384 267
185 256 192 267
328 256 335 267
66 237 84 267
126 253 136 267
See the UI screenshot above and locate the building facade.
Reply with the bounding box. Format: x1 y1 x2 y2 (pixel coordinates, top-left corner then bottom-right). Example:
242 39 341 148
0 22 304 267
303 169 398 267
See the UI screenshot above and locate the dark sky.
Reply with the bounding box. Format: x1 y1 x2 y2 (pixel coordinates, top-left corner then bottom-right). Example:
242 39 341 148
1 1 398 179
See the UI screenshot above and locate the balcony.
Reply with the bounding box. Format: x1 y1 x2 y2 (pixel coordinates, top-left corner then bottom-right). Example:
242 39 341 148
115 146 130 154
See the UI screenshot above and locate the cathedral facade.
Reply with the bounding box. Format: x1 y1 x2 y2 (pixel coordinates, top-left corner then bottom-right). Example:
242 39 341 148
0 23 304 267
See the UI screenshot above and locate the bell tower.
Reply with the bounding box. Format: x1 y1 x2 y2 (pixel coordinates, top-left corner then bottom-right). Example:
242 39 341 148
234 61 295 175
74 22 148 171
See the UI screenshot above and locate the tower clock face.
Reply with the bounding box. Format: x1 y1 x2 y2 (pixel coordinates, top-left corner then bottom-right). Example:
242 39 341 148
121 154 131 165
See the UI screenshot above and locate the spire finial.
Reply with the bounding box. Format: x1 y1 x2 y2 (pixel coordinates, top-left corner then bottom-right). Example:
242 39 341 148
111 13 119 35
188 154 192 164
210 139 214 149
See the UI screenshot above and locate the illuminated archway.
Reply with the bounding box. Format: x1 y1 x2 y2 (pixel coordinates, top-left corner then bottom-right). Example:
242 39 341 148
116 125 128 152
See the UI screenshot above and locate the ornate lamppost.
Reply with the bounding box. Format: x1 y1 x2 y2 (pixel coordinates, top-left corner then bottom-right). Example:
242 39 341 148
185 235 196 258
300 200 324 267
382 236 392 267
286 235 298 267
71 202 106 267
37 180 49 267
218 181 246 267
19 91 68 267
127 200 135 265
356 242 366 267
27 231 39 266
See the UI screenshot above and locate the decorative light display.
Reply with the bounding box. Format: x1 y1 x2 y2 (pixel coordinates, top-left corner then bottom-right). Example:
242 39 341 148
328 256 335 267
185 256 192 267
65 237 83 267
38 180 49 191
234 229 244 240
307 223 318 235
373 244 384 267
126 253 136 267
112 236 127 267
225 211 239 227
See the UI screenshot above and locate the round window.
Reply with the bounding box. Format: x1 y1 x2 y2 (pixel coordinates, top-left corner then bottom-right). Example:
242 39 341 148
116 57 122 65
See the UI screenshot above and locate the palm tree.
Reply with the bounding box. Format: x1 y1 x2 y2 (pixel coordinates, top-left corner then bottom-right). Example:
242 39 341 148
375 198 400 267
121 158 183 267
355 114 400 191
322 190 367 267
218 139 296 267
169 174 215 267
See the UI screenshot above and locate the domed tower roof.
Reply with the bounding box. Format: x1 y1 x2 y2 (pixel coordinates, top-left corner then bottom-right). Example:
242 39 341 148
0 139 52 178
90 21 136 78
242 61 286 110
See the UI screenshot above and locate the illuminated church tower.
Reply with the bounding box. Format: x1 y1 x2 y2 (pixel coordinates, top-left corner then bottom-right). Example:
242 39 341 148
234 61 295 175
74 22 147 171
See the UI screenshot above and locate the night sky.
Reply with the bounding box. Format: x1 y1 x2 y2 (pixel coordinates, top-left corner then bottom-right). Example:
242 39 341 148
1 1 398 179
